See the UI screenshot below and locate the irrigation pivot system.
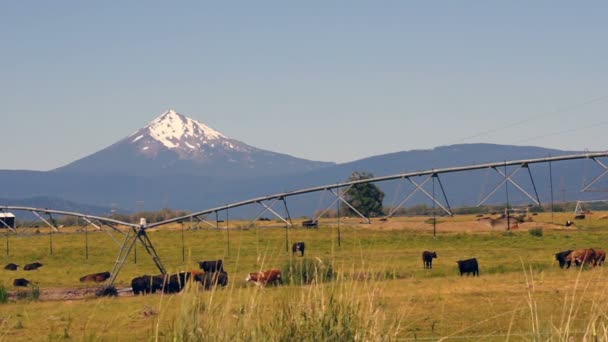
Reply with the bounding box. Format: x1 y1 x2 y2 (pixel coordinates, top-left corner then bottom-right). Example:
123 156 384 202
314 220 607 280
1 151 608 291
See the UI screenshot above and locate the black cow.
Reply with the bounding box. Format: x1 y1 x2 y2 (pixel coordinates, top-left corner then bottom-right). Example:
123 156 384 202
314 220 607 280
200 271 229 290
13 278 30 287
555 250 573 269
4 263 19 271
163 272 191 293
80 271 111 282
24 262 43 271
198 260 224 273
422 251 437 269
456 258 479 276
131 275 164 295
292 242 305 257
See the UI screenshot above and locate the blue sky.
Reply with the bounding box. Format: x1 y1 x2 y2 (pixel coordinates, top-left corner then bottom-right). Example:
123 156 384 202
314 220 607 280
2 2 608 170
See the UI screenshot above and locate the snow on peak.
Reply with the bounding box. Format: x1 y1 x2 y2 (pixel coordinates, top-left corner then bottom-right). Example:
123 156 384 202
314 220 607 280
142 109 227 149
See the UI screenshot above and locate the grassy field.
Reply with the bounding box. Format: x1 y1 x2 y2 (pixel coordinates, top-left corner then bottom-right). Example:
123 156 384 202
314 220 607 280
1 212 608 341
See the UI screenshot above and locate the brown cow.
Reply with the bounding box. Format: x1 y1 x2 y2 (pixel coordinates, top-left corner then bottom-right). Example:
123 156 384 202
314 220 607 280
245 269 282 286
594 249 606 266
565 248 596 267
79 271 111 283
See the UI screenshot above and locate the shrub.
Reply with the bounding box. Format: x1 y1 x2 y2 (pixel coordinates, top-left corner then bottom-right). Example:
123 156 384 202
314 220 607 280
16 285 40 301
283 258 334 285
529 227 543 237
96 285 117 297
0 285 8 304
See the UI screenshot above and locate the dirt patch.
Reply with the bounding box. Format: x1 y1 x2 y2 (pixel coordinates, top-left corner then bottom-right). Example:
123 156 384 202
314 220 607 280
325 216 566 232
8 286 133 301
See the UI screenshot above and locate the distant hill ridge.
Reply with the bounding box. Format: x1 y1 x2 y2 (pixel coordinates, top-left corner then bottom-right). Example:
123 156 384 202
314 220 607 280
1 109 603 214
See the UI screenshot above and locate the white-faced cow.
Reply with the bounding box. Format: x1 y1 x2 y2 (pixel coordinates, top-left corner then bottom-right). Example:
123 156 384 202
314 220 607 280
565 249 596 268
292 242 305 257
246 269 282 286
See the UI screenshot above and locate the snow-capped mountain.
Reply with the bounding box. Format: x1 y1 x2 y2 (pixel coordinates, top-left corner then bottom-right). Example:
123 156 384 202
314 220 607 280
127 109 253 160
54 109 334 178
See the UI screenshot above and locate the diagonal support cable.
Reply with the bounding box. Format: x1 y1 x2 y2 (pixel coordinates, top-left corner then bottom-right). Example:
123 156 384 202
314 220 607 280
281 197 294 227
32 211 59 232
328 187 371 224
248 198 292 227
189 214 216 229
386 175 433 218
434 174 453 216
524 164 542 206
250 198 279 222
581 157 608 192
492 165 540 205
409 176 453 216
312 185 353 223
96 221 125 247
477 164 540 206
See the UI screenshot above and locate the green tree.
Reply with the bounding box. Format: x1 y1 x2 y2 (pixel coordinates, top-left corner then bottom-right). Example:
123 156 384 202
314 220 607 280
340 171 385 217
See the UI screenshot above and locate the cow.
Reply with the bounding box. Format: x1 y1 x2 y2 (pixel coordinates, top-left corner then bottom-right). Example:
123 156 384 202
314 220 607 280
200 271 229 290
163 272 192 293
13 278 30 287
565 220 574 227
594 249 606 266
4 263 19 271
79 271 111 283
198 260 224 273
456 258 479 276
555 250 573 269
565 249 596 268
292 242 305 257
24 262 43 271
422 251 437 269
246 269 283 286
131 275 164 295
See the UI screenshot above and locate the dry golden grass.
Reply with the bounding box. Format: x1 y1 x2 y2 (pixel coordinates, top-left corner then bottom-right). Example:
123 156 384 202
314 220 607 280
0 211 607 340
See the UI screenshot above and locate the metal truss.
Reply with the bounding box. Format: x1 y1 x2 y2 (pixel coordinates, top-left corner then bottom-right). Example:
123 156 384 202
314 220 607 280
248 197 293 227
187 213 218 230
312 185 371 223
477 163 541 207
574 199 608 216
386 173 453 218
581 157 608 192
2 151 608 293
107 225 166 286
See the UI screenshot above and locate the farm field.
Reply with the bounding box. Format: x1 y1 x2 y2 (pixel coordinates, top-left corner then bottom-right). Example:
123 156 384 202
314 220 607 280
1 212 608 341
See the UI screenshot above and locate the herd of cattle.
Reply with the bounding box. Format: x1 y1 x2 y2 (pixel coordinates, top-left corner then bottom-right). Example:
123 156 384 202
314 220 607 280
422 251 480 276
4 262 44 287
554 248 606 268
421 247 606 277
3 241 604 296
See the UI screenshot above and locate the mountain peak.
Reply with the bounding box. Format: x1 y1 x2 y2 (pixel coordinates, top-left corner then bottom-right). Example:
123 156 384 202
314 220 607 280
135 109 226 150
53 108 334 178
